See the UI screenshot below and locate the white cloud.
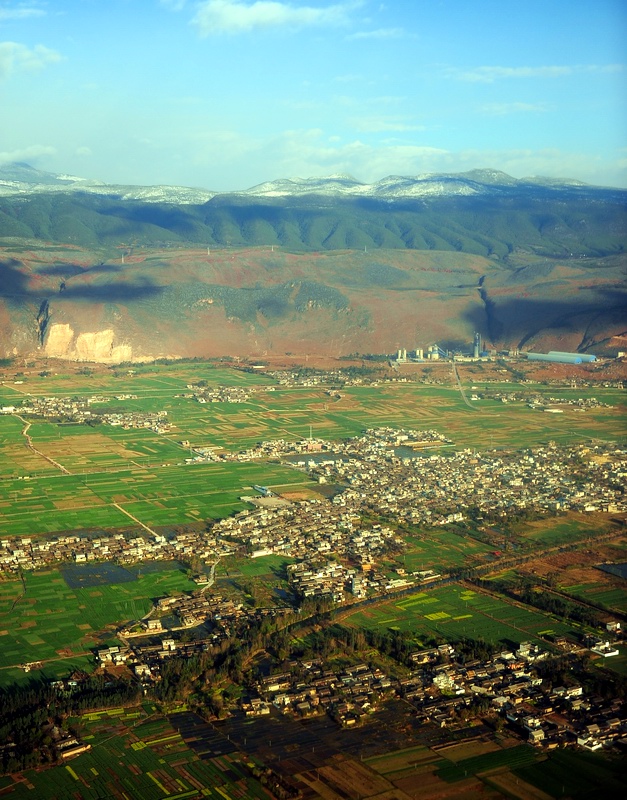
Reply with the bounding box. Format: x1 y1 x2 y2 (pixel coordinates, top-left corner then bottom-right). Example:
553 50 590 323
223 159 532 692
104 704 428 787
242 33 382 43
347 27 404 40
457 65 573 83
192 0 359 35
333 72 363 83
76 146 92 157
587 63 625 74
349 115 425 132
454 64 625 83
0 4 45 22
231 133 624 187
0 41 63 78
0 144 55 165
481 102 550 115
251 129 449 182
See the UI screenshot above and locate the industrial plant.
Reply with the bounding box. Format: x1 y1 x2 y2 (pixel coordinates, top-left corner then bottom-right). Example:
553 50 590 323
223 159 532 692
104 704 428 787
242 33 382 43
393 337 599 366
395 333 488 363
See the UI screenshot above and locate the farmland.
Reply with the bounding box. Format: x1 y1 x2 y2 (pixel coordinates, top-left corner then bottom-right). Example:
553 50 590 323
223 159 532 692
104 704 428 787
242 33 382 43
1 360 625 542
0 461 314 537
488 542 627 617
514 516 612 548
342 584 587 647
396 529 494 573
0 704 275 800
1 364 625 476
0 565 195 686
513 747 627 799
0 360 626 798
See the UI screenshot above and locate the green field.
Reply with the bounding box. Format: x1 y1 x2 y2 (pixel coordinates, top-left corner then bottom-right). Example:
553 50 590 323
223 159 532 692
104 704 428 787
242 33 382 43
0 460 315 536
0 705 274 800
594 646 627 676
516 517 611 547
2 369 625 478
399 528 494 572
1 364 626 687
0 566 195 684
224 553 295 578
513 747 627 798
437 743 538 782
344 583 584 646
2 364 624 541
562 580 627 613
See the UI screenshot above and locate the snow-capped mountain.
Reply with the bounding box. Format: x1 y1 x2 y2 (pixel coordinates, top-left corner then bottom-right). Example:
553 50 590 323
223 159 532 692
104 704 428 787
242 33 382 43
231 169 591 200
0 162 217 204
0 162 601 205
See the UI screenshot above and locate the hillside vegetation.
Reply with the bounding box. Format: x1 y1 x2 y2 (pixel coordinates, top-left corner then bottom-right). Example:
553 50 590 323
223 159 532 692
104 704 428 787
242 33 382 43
1 188 625 257
0 176 625 362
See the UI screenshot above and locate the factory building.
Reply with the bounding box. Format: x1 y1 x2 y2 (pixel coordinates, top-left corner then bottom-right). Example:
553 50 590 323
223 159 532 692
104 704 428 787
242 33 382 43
527 353 583 364
548 351 597 363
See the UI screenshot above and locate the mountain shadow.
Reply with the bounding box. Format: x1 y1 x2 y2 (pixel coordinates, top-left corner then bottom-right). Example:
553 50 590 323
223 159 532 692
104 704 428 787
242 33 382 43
464 288 627 349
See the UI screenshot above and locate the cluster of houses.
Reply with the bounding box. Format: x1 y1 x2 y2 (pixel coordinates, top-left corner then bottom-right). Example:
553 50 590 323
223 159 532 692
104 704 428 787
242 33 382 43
288 561 358 602
226 436 334 462
181 444 222 464
100 409 170 433
402 639 627 751
239 639 627 750
0 529 236 573
285 558 435 601
476 390 610 410
306 436 627 523
87 576 626 752
244 660 395 725
137 591 291 635
206 433 626 573
184 383 256 403
212 498 402 566
2 429 624 593
1 394 112 421
4 393 172 434
269 370 375 387
265 368 424 388
94 595 295 683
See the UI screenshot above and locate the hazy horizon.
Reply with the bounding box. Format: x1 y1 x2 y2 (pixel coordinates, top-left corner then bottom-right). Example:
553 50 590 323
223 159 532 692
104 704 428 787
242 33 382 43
1 0 625 190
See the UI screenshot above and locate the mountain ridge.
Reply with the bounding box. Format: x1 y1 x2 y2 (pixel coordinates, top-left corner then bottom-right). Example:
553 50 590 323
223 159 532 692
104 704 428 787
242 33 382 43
0 162 618 206
0 163 624 363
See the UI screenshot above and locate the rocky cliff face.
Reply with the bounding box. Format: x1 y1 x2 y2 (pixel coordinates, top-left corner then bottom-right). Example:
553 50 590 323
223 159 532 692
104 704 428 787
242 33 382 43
42 324 134 363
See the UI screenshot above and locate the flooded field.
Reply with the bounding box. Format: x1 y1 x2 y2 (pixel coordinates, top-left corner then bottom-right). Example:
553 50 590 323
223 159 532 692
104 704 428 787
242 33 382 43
60 561 135 589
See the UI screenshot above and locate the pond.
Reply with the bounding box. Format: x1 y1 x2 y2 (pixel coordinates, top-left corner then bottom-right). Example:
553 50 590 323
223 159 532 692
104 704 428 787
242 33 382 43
60 561 135 589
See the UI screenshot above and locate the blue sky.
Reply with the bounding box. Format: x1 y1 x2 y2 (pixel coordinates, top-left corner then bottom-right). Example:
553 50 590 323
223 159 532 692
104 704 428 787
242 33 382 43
1 0 625 189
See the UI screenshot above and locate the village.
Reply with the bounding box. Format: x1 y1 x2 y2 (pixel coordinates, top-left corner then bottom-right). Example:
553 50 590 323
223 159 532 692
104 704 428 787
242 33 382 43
86 597 626 755
1 421 626 761
1 394 172 434
0 428 625 580
242 639 627 752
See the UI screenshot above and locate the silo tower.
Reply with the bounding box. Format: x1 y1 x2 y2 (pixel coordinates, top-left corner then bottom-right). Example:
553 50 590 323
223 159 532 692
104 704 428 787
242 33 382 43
473 332 481 359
